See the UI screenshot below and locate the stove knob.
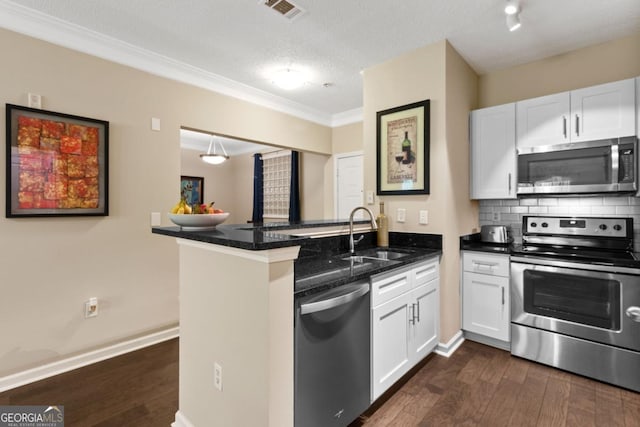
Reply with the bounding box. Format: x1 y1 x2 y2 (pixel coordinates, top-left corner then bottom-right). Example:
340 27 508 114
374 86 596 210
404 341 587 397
530 222 537 228
541 222 548 228
613 224 622 231
599 224 608 231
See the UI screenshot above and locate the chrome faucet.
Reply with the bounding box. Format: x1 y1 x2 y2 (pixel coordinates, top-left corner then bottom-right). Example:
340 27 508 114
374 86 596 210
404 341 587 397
349 206 378 255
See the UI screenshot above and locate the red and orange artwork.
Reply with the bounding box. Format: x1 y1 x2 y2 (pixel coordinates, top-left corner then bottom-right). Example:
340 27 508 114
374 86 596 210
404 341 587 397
16 115 100 209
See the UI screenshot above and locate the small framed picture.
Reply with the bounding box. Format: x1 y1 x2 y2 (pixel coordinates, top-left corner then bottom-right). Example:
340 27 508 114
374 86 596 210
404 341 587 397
6 104 109 217
180 175 204 206
376 99 430 195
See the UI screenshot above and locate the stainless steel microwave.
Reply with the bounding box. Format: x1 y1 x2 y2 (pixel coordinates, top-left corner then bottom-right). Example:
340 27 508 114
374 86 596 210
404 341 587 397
517 136 638 195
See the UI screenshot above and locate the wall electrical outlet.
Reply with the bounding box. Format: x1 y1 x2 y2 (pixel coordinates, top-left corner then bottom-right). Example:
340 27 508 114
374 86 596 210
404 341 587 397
492 212 501 221
85 297 98 318
419 210 428 225
214 362 223 391
396 208 406 223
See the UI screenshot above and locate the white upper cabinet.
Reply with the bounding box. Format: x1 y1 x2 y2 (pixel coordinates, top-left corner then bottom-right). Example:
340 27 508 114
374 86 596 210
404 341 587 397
516 92 570 148
470 103 517 199
516 78 636 149
571 78 636 142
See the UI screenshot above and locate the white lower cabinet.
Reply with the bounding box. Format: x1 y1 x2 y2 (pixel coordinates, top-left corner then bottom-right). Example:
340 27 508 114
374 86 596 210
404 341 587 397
461 251 510 343
371 258 440 401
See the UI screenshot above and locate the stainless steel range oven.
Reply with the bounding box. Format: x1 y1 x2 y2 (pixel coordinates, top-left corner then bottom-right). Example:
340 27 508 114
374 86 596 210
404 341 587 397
510 216 640 392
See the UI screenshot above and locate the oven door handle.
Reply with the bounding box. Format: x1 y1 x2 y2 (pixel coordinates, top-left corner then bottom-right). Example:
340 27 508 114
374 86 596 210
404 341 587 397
300 283 369 315
626 306 640 322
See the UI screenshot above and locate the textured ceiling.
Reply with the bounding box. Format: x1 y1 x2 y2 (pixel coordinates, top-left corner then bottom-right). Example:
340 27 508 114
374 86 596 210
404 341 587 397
4 0 640 119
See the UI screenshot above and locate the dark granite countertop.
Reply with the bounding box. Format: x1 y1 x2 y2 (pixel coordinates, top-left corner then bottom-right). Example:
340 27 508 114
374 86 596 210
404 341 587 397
153 220 442 296
151 219 372 250
460 233 513 255
294 232 442 296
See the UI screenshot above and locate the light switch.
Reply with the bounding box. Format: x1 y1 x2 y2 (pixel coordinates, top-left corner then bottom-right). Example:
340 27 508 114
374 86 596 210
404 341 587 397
151 212 161 226
419 210 428 225
28 93 41 109
151 117 161 131
366 191 374 205
397 208 406 223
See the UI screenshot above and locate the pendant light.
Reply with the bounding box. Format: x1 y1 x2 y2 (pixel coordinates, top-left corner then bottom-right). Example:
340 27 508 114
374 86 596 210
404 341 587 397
200 136 229 165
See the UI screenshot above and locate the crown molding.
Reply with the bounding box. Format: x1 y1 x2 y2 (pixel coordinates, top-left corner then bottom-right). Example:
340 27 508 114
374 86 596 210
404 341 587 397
331 107 363 127
0 0 364 127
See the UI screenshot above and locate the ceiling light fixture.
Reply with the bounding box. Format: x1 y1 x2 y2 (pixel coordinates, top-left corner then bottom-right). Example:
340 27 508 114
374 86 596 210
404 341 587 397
200 137 229 165
504 0 519 15
271 68 306 90
504 0 522 31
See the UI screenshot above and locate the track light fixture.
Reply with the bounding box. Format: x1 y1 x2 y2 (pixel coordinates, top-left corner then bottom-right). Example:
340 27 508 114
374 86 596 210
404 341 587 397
506 13 521 31
504 0 522 31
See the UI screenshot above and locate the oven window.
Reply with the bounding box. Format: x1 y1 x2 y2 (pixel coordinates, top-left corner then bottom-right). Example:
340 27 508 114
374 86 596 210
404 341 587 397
523 270 620 330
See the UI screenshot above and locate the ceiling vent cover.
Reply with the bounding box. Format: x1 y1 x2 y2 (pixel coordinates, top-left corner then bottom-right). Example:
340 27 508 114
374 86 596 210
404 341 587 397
261 0 306 21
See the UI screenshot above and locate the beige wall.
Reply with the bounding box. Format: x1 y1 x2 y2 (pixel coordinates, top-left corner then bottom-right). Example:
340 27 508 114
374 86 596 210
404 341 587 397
0 28 331 377
324 122 364 218
362 40 478 343
479 31 640 108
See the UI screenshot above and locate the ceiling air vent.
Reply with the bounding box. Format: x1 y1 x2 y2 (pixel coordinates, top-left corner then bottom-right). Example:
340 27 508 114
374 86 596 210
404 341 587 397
261 0 306 21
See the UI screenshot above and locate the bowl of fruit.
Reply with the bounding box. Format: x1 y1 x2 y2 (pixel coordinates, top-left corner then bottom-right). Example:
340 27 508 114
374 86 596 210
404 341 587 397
168 200 229 230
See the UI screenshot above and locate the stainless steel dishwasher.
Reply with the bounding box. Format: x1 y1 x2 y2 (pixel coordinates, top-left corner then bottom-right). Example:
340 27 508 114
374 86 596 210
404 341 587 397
294 280 370 427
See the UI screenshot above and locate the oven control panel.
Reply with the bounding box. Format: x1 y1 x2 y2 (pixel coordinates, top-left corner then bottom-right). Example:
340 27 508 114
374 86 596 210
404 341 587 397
524 216 629 237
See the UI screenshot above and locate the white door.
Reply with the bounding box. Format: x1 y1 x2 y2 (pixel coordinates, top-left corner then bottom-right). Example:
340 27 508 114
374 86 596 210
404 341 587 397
335 152 363 219
469 104 517 199
516 92 570 148
570 78 636 142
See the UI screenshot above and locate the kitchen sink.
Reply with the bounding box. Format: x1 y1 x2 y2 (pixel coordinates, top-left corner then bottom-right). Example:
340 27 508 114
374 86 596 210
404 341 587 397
341 249 411 262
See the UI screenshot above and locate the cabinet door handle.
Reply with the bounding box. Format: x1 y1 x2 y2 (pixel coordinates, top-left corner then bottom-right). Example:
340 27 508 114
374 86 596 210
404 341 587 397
508 173 512 193
502 287 505 306
562 116 567 139
575 114 580 137
409 304 415 325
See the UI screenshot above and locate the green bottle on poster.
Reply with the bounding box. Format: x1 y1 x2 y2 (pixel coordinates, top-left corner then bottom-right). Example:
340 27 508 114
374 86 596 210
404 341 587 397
401 131 411 164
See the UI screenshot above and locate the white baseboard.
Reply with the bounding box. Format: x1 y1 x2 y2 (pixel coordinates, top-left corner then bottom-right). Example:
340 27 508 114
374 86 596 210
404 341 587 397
435 330 465 357
0 326 179 393
172 410 195 427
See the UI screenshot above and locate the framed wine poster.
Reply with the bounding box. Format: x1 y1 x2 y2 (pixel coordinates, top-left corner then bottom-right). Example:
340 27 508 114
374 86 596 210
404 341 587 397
376 99 430 195
5 104 109 217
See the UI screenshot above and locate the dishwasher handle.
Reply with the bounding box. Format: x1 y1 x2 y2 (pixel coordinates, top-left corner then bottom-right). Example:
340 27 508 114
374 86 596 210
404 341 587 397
300 282 370 315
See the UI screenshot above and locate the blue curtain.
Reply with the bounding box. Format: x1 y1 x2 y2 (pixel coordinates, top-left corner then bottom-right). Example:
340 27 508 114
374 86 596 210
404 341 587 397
289 151 301 222
251 153 263 223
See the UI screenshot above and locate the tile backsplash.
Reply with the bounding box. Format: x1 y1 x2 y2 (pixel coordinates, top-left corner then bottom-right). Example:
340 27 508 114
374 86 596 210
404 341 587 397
479 196 640 250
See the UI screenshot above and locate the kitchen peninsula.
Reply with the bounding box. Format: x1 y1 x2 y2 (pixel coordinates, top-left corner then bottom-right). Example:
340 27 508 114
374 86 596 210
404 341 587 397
152 221 442 427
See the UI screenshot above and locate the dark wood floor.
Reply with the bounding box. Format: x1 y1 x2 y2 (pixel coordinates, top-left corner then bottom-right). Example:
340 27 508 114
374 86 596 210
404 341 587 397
1 338 638 426
0 338 179 426
354 340 640 427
